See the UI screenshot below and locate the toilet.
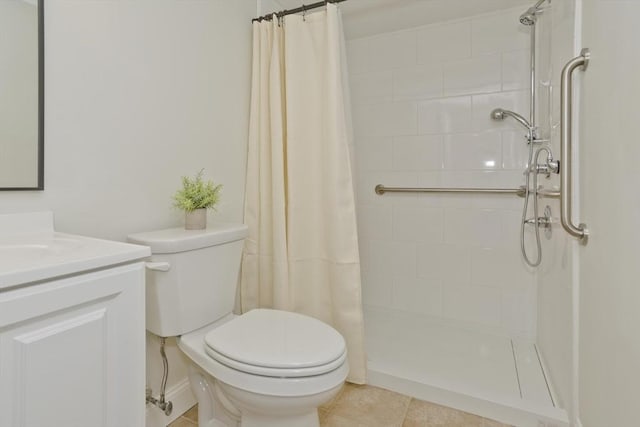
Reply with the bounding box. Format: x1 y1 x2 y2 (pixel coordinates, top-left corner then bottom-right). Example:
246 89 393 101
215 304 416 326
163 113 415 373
128 224 348 427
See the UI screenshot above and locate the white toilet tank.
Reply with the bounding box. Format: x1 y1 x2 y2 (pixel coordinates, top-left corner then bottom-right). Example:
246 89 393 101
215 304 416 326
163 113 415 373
128 223 248 337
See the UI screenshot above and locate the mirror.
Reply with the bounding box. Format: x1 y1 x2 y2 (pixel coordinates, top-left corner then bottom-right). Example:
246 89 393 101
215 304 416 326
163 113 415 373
0 0 43 190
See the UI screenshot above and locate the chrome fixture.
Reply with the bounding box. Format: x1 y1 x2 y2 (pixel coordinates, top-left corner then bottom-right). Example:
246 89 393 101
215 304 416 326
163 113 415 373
523 0 549 130
490 108 532 130
520 139 541 267
519 9 538 26
146 337 173 416
543 205 553 239
374 184 560 199
490 108 537 140
521 145 561 266
532 146 560 178
490 0 552 267
519 0 546 25
376 185 521 196
524 205 553 238
524 214 551 227
520 0 549 131
559 49 590 244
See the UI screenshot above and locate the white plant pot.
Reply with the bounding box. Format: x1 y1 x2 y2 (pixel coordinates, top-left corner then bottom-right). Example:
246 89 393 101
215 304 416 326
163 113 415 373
185 209 207 230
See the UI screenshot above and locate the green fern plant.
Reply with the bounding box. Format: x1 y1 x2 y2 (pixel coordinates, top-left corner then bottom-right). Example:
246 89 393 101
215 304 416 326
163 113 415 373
173 170 222 213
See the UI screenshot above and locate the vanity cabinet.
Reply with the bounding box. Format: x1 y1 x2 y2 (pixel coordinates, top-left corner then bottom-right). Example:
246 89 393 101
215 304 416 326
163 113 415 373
0 263 146 427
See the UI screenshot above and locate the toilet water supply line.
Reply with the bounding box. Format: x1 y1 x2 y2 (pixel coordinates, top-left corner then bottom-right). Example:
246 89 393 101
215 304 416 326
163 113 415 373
146 337 173 416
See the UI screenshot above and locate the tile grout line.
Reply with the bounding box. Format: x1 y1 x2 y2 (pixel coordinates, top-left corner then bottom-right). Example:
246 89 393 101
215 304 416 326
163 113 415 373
398 397 412 427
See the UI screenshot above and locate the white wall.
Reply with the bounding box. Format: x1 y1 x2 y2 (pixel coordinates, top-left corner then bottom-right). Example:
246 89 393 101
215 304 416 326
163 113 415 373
0 0 255 425
257 0 283 16
348 7 538 339
579 0 640 425
535 0 576 412
0 0 254 240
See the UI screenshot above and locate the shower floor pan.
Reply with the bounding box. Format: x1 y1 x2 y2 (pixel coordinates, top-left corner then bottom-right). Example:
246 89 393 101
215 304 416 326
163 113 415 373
364 307 569 427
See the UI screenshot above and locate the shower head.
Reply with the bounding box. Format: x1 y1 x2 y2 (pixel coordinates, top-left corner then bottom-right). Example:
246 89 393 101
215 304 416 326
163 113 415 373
519 7 538 25
519 0 547 26
490 108 532 130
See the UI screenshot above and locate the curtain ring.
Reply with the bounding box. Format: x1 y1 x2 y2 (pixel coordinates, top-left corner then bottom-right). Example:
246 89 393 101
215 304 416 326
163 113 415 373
302 4 307 21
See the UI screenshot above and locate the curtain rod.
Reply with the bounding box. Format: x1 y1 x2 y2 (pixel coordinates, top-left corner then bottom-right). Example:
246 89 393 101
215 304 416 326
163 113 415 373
253 0 347 23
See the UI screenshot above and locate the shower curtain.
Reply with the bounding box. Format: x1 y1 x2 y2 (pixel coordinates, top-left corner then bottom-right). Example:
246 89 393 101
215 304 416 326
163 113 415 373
241 3 366 383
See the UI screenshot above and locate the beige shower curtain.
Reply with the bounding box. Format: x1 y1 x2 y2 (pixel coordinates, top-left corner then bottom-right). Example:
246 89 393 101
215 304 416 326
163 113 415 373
241 4 366 383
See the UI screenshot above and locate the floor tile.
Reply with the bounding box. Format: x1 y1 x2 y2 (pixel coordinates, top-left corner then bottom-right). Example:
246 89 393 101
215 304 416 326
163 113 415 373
329 383 411 427
167 416 197 427
183 404 198 422
403 398 484 427
168 385 511 427
319 408 330 423
482 418 512 427
403 398 429 426
322 413 374 427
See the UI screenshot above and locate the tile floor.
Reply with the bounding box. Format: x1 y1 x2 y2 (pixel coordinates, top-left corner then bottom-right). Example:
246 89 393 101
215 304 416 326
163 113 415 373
167 384 512 427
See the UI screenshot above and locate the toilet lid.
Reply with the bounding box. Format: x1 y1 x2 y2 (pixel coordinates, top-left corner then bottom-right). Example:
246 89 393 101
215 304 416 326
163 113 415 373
204 309 346 375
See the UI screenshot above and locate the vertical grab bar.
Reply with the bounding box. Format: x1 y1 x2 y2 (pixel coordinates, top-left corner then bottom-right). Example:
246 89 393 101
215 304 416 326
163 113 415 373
560 48 590 244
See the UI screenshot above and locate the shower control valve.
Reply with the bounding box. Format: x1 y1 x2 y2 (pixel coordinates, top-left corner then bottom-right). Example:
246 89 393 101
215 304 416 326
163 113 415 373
531 146 560 178
534 159 560 177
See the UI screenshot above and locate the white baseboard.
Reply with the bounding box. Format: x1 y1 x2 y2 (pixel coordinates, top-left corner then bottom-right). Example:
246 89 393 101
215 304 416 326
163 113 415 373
146 378 197 427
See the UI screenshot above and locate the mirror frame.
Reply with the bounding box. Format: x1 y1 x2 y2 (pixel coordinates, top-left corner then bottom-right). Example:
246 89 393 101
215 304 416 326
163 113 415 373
0 0 44 191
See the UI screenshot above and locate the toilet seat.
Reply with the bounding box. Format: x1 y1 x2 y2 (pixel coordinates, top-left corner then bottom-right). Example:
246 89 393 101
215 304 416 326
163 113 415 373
178 312 349 397
204 345 347 377
203 309 347 378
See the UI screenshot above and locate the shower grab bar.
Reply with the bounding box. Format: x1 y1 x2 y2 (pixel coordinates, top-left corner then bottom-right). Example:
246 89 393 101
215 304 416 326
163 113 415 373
374 184 560 199
560 49 589 244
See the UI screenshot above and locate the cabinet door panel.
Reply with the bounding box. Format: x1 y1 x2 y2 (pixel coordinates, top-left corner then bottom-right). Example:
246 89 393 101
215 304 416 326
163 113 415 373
0 263 145 427
15 309 108 427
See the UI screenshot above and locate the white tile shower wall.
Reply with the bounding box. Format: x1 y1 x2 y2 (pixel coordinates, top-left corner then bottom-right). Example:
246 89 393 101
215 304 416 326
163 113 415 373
349 7 538 339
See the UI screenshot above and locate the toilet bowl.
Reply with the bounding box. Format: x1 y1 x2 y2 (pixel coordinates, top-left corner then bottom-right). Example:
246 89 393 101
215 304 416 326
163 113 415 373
179 309 348 427
127 225 349 427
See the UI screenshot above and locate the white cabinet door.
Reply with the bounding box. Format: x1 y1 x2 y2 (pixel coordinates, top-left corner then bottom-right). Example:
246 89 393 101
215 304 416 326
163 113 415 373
0 263 145 427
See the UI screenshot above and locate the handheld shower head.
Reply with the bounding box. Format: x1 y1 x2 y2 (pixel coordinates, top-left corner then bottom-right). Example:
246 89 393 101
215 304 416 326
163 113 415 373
490 108 532 131
491 108 506 121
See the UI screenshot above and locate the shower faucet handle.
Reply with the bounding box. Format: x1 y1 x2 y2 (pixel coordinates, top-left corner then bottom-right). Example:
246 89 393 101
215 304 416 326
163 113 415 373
534 160 560 177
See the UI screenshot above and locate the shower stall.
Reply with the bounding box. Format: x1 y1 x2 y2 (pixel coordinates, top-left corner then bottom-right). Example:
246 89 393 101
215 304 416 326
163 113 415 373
346 0 581 425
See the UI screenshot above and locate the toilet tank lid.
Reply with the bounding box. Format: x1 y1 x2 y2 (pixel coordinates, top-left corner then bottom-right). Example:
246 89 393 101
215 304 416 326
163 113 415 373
127 223 248 254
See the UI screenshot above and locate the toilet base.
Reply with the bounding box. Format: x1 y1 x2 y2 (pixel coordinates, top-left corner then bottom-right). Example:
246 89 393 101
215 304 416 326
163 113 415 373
187 365 343 427
188 367 240 427
220 381 342 427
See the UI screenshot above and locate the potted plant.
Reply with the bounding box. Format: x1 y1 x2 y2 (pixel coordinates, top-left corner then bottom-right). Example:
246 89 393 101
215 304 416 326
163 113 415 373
173 170 222 230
